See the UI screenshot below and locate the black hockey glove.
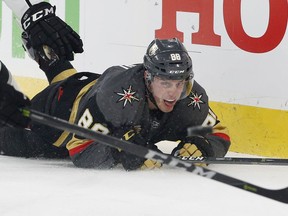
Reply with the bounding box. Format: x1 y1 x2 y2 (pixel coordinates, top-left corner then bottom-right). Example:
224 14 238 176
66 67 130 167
119 129 147 171
171 136 215 159
0 83 31 128
22 32 60 70
120 129 162 171
21 2 83 61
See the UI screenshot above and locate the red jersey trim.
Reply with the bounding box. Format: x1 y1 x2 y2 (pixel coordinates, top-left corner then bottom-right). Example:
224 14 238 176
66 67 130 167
211 133 230 141
69 140 94 157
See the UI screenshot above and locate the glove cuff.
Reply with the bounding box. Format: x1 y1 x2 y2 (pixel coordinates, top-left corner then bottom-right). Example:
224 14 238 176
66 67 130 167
191 136 214 157
21 2 55 31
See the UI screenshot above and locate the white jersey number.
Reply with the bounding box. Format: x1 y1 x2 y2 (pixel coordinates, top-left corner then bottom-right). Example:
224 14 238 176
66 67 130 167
202 109 217 126
78 109 109 134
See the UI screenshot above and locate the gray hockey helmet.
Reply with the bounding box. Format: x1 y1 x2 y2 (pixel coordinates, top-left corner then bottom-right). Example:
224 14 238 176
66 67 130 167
143 38 193 81
143 38 194 99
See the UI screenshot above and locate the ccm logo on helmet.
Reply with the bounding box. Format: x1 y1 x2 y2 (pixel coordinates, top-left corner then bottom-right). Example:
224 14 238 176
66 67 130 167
22 6 55 30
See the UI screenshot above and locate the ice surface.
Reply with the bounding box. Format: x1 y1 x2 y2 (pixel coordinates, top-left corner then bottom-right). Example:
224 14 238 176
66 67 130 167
1 152 288 216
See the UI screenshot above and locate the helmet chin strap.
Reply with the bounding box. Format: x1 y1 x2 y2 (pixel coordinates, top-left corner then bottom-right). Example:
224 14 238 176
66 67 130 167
144 71 159 110
146 87 159 110
145 83 160 110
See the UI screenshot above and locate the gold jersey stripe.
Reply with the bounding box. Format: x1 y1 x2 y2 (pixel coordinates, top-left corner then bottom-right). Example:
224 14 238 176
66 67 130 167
51 69 77 84
53 79 97 147
66 134 90 151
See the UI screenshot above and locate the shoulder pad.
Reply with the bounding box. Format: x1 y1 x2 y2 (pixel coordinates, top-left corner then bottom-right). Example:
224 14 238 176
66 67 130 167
95 65 147 127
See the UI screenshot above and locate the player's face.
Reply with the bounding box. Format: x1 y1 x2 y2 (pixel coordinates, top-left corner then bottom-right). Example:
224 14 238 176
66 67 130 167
150 76 185 112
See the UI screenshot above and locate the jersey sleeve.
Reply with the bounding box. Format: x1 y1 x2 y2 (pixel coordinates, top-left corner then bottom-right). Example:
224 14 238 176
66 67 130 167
3 0 42 20
189 81 231 156
205 109 231 157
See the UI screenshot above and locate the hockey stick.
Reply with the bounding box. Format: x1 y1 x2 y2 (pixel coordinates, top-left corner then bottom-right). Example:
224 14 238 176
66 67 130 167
23 108 288 204
179 156 288 165
186 126 288 165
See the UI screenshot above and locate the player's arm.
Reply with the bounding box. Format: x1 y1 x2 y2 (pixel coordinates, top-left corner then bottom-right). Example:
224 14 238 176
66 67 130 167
67 126 157 170
171 108 231 161
65 104 154 170
3 0 83 61
64 106 120 169
201 108 231 157
0 62 31 128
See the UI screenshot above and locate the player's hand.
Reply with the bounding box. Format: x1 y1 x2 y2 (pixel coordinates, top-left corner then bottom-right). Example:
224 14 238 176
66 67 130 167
21 2 83 61
0 83 31 128
140 159 162 170
171 136 215 161
22 33 61 72
119 128 151 170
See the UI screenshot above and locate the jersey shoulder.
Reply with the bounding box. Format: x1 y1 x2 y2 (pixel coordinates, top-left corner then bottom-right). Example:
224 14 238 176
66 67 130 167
93 64 147 127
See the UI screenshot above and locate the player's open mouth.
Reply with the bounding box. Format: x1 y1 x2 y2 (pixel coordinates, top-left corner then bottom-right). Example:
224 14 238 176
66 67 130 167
164 99 176 107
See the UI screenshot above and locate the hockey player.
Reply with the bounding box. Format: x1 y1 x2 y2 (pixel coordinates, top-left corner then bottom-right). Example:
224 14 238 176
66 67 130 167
0 37 231 170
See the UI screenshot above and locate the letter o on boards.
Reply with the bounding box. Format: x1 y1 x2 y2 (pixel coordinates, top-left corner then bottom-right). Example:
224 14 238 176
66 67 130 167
223 0 288 53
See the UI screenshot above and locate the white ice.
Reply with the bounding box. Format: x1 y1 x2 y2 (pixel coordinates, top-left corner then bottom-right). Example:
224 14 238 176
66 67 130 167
0 152 288 216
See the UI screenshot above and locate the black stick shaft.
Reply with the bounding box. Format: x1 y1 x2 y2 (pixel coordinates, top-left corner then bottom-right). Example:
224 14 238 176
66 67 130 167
26 109 288 204
179 156 288 165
